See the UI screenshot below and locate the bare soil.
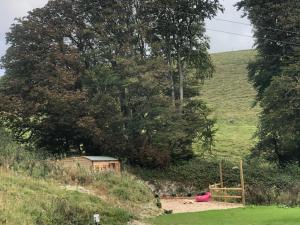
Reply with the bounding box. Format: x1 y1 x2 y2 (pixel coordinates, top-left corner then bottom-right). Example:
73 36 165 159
161 198 243 214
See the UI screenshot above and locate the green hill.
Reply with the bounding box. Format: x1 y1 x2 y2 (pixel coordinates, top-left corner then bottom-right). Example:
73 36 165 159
199 50 260 161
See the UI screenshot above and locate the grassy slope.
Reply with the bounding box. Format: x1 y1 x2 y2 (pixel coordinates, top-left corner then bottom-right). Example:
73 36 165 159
151 207 300 225
0 168 159 225
0 169 132 225
198 50 260 161
0 128 159 225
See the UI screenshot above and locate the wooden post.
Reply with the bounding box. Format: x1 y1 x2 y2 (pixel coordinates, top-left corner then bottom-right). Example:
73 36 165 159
219 161 224 188
219 161 226 202
240 160 246 205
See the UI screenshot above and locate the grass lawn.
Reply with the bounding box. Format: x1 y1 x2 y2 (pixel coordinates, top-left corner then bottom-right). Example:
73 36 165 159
150 207 300 225
196 50 261 161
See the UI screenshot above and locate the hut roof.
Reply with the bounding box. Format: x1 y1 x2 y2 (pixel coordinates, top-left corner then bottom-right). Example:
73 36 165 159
82 156 118 161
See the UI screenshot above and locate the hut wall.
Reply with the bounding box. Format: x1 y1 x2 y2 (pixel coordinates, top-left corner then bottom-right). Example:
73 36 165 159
61 157 93 171
92 161 121 173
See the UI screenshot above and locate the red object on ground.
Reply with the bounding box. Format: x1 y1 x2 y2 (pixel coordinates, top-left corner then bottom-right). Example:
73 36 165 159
195 192 211 202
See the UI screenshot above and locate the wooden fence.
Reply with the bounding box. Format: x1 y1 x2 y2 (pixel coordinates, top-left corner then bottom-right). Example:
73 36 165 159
209 160 245 205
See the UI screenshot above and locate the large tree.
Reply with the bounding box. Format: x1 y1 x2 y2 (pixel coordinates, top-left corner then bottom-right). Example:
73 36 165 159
0 0 221 167
237 0 300 165
146 0 222 112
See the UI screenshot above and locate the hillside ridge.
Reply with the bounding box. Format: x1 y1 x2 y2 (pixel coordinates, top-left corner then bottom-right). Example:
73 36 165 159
198 50 260 160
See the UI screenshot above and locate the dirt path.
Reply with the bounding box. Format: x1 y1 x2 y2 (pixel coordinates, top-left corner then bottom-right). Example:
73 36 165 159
60 185 108 200
161 198 243 214
128 220 151 225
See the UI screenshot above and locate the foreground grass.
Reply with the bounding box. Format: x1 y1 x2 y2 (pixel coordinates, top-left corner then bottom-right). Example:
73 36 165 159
197 50 260 161
0 169 131 225
151 207 300 225
0 129 159 224
0 168 158 225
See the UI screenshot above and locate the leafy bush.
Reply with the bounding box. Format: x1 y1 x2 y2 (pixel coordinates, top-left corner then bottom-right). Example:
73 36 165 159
0 128 60 179
129 158 237 195
34 196 132 225
130 158 300 205
244 160 300 205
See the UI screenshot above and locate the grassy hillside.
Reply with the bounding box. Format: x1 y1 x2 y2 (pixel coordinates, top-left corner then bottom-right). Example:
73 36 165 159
197 50 260 161
0 169 133 225
0 167 159 225
0 128 158 225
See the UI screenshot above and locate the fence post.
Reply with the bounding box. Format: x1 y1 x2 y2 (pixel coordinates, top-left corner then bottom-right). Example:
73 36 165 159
219 161 224 188
240 160 246 205
219 161 226 202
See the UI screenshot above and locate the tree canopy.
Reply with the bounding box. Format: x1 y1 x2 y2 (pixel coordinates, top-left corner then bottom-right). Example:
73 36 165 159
0 0 222 167
237 0 300 165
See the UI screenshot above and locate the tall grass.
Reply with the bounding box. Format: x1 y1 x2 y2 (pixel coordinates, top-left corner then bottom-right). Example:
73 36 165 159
0 128 158 224
0 169 132 225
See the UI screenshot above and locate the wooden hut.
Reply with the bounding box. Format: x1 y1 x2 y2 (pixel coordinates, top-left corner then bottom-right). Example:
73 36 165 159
61 156 121 173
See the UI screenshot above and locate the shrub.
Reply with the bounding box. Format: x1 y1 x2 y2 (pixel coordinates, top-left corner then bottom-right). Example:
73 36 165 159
102 173 153 203
130 158 300 205
34 196 131 225
129 158 237 194
244 161 300 205
156 199 162 208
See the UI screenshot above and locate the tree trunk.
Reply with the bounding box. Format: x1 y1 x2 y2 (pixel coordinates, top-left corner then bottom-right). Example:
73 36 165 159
112 60 127 117
119 88 127 116
178 51 184 113
170 74 176 106
167 51 176 107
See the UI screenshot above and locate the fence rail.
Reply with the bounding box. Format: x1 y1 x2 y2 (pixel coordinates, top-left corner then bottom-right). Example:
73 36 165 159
212 195 242 199
210 187 242 191
209 160 246 205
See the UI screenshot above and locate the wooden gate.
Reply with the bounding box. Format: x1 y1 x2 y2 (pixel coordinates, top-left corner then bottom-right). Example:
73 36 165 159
209 160 245 205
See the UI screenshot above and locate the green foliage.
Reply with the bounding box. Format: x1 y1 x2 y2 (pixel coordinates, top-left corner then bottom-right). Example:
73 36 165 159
0 128 59 178
150 207 300 225
237 1 300 165
36 196 131 225
131 158 300 205
244 160 300 205
146 0 223 112
253 75 300 164
130 158 234 193
0 0 223 167
236 0 299 99
95 172 154 203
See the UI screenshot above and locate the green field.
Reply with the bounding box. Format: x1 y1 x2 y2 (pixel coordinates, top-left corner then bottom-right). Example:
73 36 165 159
151 207 300 225
197 50 260 161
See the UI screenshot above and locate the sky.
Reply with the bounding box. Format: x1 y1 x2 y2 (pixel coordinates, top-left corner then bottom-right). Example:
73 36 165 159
0 0 255 75
206 0 254 53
